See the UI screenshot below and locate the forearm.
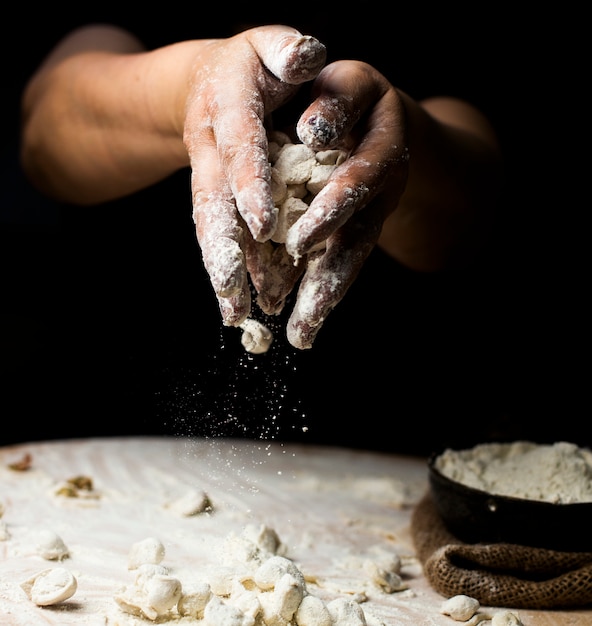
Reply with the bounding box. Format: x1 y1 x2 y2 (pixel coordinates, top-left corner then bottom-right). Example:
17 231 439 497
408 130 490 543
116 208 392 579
20 26 200 204
378 93 503 271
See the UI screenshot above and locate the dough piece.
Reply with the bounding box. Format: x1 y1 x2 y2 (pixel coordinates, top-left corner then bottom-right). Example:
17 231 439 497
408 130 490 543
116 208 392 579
128 537 166 570
240 318 274 354
492 612 524 626
440 594 480 621
270 167 288 206
115 570 182 621
306 149 346 195
306 163 338 195
326 597 367 625
177 581 213 619
203 595 253 626
273 197 309 244
21 568 77 606
34 529 69 560
164 489 213 516
295 594 333 626
267 134 349 247
272 143 317 185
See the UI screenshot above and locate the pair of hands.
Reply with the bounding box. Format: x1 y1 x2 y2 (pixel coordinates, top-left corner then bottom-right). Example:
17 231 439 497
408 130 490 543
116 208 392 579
187 26 409 349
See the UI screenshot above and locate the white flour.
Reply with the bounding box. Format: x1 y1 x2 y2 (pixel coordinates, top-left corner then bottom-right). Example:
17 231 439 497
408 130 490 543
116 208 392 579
434 441 592 504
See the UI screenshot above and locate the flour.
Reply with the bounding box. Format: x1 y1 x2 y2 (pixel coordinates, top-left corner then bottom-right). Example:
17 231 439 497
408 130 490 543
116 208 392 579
434 441 592 504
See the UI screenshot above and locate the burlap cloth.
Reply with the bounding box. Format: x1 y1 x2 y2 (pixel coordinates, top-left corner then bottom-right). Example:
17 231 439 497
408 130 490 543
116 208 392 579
411 492 592 609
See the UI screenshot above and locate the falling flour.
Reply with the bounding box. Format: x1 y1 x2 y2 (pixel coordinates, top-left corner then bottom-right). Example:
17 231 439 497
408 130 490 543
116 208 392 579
434 441 592 504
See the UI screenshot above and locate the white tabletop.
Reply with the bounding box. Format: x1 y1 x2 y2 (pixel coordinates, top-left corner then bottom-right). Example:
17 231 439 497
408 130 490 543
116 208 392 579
0 437 589 625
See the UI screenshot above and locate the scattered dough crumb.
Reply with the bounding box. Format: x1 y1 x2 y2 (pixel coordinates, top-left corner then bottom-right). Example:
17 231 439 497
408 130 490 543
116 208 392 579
128 537 166 570
492 611 524 626
21 567 77 606
34 529 69 561
115 569 182 621
440 594 480 621
326 597 367 625
295 594 333 626
165 488 213 516
240 318 274 354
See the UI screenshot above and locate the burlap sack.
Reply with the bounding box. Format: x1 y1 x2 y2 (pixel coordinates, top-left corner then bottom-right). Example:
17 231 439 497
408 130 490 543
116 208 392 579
411 492 592 609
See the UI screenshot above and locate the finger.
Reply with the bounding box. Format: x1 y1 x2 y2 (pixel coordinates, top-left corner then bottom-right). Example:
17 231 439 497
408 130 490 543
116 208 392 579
286 205 383 349
186 57 278 245
296 60 388 150
209 28 326 244
245 25 327 85
217 288 251 328
191 143 251 326
286 61 409 261
193 195 251 326
222 27 326 241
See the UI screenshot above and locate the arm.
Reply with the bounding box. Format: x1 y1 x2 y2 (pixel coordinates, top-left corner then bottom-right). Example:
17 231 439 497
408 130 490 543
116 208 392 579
379 94 502 272
20 24 193 203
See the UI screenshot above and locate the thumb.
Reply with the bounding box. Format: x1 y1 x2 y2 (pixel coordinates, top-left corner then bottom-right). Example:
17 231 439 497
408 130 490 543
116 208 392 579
245 25 326 84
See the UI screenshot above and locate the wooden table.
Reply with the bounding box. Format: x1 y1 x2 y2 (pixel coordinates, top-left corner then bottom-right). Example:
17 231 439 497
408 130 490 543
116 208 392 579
0 437 590 625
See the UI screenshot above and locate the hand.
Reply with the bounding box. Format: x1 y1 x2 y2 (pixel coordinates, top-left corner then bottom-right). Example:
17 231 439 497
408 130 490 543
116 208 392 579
259 61 411 348
187 25 326 326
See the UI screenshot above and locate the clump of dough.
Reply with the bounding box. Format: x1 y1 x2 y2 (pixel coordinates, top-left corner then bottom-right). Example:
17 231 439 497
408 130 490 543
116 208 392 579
295 594 333 626
115 565 182 621
177 581 213 619
492 612 524 626
113 523 402 625
240 318 274 354
267 130 348 246
34 529 69 561
128 536 166 570
440 594 480 621
21 567 77 606
165 489 213 516
326 597 367 625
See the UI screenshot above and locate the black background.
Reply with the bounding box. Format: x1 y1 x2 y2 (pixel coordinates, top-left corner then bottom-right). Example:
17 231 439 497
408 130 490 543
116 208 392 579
1 5 586 454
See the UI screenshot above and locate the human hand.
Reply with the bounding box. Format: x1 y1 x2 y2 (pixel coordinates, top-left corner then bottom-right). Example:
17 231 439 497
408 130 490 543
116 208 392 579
258 60 410 349
187 25 326 327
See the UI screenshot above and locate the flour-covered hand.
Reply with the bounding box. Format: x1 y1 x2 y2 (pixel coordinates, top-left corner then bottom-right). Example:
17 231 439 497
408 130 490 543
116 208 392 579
283 61 410 348
187 26 326 325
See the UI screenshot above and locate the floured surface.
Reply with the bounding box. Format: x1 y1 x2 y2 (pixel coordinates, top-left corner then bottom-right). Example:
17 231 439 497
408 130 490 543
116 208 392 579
0 437 590 625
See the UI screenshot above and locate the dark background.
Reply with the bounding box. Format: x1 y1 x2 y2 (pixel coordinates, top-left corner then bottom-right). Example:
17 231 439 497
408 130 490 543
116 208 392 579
1 5 586 454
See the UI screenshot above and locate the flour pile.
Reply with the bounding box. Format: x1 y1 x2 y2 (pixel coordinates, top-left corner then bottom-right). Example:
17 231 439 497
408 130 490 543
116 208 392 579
434 441 592 504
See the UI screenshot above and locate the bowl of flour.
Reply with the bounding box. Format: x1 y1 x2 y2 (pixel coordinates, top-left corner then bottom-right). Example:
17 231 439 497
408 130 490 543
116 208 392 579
429 441 592 551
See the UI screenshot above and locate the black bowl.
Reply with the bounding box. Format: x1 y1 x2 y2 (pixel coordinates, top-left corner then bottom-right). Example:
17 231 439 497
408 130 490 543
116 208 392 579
428 453 592 552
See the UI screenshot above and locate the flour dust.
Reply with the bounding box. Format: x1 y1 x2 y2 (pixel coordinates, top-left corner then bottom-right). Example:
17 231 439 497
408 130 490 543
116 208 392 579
159 306 309 445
